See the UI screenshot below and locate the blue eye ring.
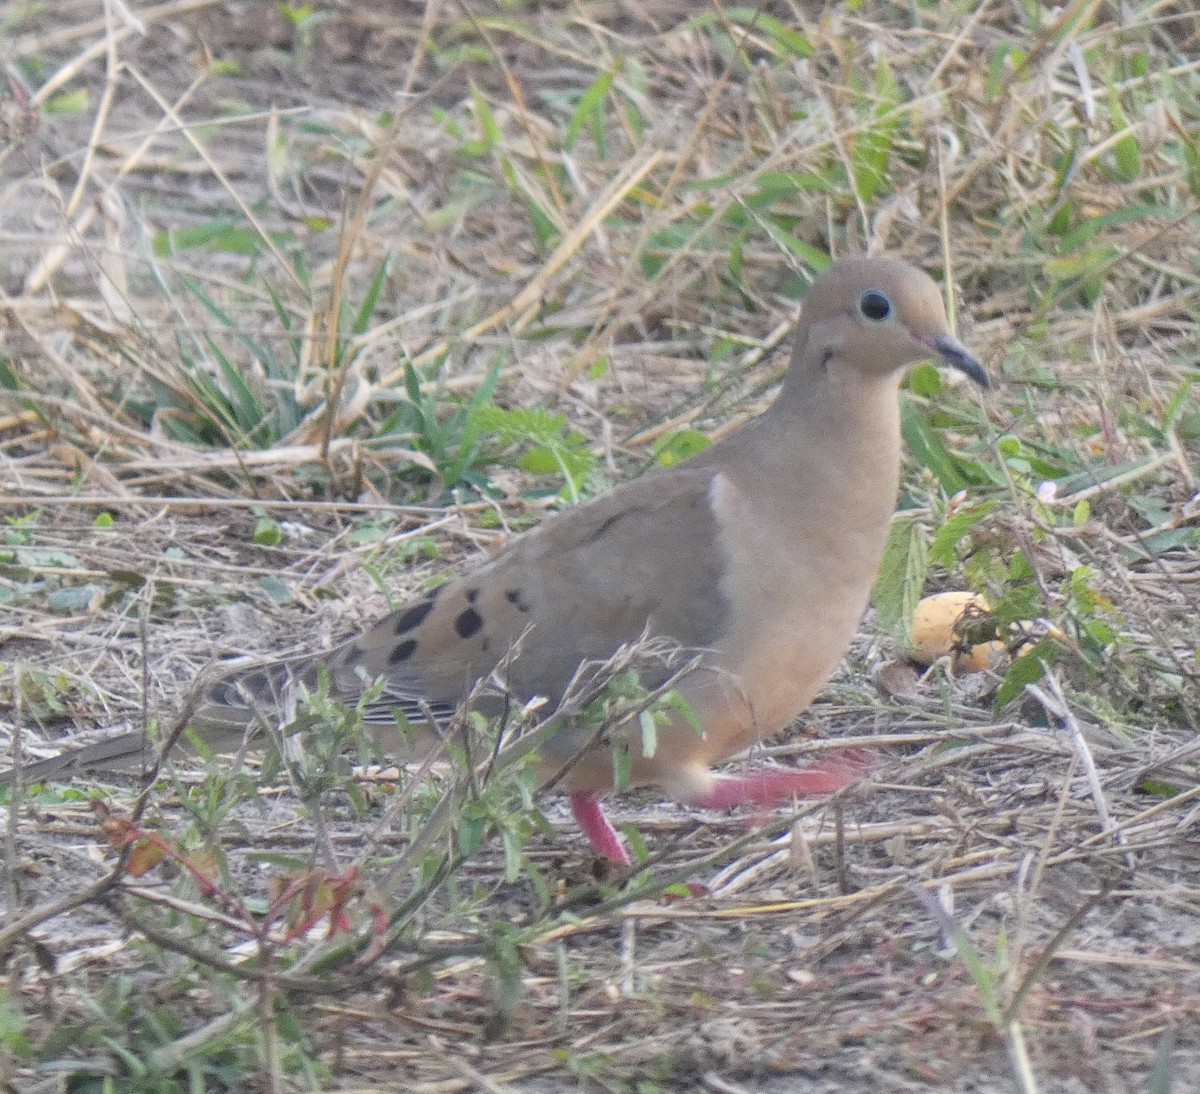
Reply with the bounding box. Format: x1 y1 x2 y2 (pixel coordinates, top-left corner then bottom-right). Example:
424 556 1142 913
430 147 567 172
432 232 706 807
858 289 892 322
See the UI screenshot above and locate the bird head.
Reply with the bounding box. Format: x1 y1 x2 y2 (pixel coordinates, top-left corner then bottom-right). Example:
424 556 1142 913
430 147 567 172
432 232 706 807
792 257 989 389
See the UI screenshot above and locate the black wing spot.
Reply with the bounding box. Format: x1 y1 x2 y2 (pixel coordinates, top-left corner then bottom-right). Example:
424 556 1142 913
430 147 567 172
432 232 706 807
465 587 480 604
393 599 435 636
504 588 530 613
455 607 483 639
389 638 418 664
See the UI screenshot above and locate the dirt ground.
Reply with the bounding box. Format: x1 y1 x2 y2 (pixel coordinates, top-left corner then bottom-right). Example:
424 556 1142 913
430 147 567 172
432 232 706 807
6 506 1196 1091
2 2 1199 1091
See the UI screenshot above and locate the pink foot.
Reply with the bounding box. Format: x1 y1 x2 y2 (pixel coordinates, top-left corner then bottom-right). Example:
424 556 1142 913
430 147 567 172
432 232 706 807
692 748 873 810
569 791 631 865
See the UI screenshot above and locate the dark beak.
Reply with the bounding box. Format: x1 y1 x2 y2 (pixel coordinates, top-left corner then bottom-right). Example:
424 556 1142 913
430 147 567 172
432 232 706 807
926 333 989 389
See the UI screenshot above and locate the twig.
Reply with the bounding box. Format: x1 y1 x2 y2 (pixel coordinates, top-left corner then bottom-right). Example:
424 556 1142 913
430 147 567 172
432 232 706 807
1026 670 1135 870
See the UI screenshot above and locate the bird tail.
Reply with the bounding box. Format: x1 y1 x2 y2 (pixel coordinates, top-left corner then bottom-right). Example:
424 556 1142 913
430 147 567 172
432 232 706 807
0 656 426 786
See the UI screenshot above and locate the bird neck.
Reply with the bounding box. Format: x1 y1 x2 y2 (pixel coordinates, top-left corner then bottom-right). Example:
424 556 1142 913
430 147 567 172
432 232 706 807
776 328 895 404
711 356 904 628
773 355 903 469
730 352 905 541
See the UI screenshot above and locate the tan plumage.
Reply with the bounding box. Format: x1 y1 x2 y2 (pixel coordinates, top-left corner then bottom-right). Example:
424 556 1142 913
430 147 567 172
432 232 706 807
4 256 988 862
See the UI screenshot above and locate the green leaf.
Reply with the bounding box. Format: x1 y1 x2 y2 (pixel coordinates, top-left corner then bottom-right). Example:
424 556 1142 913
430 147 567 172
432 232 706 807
206 335 270 438
985 42 1013 101
1181 132 1200 198
653 428 712 467
1148 1029 1175 1094
0 990 33 1060
746 170 840 203
1140 527 1199 555
16 546 79 568
944 928 1004 1028
1055 205 1170 252
874 515 928 646
900 397 991 492
762 219 833 271
524 191 560 248
48 585 100 613
1161 377 1195 431
153 222 266 257
1045 246 1115 280
279 4 315 25
467 81 501 154
501 827 523 883
621 824 650 863
45 89 89 115
1113 131 1141 180
458 802 487 857
354 254 391 335
258 575 292 604
929 501 993 568
684 9 812 60
611 742 631 792
1136 778 1180 798
656 689 703 736
253 512 283 546
565 68 615 153
1052 455 1161 498
994 641 1057 710
473 403 597 501
907 362 941 398
1108 88 1140 180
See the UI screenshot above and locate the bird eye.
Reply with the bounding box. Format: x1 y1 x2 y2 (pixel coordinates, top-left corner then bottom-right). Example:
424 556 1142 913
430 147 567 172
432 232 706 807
858 289 892 322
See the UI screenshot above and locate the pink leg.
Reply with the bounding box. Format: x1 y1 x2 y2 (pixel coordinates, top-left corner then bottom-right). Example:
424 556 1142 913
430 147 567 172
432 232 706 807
569 791 631 865
691 748 873 810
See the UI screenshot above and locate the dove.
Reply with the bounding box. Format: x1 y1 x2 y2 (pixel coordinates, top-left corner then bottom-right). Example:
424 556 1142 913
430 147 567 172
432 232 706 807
4 256 988 863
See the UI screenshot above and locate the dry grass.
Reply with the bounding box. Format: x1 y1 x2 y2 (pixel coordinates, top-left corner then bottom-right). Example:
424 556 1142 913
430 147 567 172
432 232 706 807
1 1 1199 1091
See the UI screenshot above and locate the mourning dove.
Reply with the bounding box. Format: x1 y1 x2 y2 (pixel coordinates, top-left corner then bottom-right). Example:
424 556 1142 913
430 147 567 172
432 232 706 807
5 256 988 863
